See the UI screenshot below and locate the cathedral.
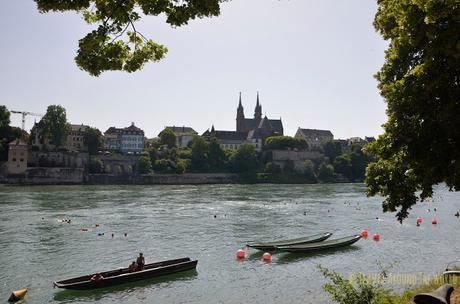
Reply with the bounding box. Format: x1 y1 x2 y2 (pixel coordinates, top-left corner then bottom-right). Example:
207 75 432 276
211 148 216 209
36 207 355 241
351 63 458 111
203 92 284 151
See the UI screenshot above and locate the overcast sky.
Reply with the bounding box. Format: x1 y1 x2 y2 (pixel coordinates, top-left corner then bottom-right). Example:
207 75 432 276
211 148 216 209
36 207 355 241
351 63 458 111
0 0 388 139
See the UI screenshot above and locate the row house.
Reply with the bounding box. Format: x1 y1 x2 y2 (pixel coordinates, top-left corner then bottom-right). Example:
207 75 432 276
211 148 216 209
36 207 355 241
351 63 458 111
104 122 144 153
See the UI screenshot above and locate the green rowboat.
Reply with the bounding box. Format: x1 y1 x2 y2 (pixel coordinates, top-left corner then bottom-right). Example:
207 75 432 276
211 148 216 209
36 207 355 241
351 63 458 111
275 235 361 252
247 232 333 251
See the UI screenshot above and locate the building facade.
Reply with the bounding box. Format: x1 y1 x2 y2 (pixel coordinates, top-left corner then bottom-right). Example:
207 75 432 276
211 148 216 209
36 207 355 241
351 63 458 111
7 139 28 174
65 124 89 151
163 126 197 148
104 123 145 153
295 128 334 148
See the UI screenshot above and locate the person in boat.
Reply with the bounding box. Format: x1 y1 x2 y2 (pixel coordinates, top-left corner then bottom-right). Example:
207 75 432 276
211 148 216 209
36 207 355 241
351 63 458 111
90 272 104 282
128 261 138 272
136 252 145 270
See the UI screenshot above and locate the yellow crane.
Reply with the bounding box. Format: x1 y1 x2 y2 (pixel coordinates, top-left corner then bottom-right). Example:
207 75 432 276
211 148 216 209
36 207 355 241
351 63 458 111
10 110 43 131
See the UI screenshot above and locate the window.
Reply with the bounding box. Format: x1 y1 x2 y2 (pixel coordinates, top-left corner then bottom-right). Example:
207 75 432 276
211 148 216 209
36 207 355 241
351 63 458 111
20 158 24 162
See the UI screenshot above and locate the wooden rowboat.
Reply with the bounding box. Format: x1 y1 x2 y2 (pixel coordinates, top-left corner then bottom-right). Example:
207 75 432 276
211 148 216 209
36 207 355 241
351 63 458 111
247 232 333 251
54 257 197 290
276 235 361 252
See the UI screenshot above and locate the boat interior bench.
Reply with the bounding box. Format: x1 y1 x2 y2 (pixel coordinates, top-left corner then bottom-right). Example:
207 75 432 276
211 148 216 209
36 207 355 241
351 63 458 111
413 284 454 304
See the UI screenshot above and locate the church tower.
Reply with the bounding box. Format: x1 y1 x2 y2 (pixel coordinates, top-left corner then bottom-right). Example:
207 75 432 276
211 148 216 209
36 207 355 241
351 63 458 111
236 92 245 132
254 91 262 125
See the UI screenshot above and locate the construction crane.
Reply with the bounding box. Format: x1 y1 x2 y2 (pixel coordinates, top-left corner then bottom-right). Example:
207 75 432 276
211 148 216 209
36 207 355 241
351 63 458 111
11 110 44 131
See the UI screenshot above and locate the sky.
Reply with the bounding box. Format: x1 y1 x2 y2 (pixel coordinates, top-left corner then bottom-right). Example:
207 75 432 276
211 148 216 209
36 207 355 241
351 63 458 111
0 0 388 139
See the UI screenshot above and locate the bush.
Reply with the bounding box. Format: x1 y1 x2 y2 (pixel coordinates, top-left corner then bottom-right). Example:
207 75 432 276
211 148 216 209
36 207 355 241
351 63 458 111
264 162 281 174
318 265 394 304
137 154 152 174
318 162 334 182
89 157 103 173
231 144 258 173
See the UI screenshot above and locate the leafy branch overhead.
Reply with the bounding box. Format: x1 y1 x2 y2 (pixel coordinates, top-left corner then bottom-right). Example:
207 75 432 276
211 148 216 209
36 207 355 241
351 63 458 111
366 0 460 221
34 0 226 76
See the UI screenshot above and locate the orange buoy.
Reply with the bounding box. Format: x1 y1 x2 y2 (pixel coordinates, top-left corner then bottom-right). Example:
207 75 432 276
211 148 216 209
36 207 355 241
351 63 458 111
236 249 246 259
8 288 27 302
373 234 380 241
361 229 369 238
262 252 272 263
416 217 423 224
432 219 438 225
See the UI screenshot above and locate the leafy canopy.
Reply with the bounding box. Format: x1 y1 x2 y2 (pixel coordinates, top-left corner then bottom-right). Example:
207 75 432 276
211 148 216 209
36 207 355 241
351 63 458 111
34 0 226 76
265 136 308 150
40 105 71 148
366 0 460 221
84 127 103 155
159 128 177 149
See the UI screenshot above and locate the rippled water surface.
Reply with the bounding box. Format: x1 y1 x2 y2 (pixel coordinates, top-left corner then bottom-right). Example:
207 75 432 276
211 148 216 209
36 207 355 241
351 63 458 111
0 184 459 303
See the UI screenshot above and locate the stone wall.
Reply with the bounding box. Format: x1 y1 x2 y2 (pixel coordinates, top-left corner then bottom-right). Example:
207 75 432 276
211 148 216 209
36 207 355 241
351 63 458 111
95 154 139 174
88 173 238 185
270 150 322 172
3 167 85 184
28 151 89 168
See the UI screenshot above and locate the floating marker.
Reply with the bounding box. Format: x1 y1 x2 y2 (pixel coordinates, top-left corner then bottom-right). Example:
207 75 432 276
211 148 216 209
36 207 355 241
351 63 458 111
416 217 423 224
373 234 380 241
262 252 272 263
236 249 246 259
431 219 437 225
361 230 369 238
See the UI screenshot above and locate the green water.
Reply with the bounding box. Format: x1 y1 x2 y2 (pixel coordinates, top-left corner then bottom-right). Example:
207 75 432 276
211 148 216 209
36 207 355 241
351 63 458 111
0 184 459 303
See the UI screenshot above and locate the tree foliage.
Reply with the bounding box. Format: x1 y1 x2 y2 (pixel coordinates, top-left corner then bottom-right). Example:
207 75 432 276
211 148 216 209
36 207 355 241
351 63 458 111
84 127 103 155
34 0 225 76
231 144 258 173
159 128 177 149
323 141 342 162
40 105 70 148
265 136 308 150
137 151 152 174
318 162 334 183
208 137 226 170
366 0 460 221
191 135 208 170
0 106 24 160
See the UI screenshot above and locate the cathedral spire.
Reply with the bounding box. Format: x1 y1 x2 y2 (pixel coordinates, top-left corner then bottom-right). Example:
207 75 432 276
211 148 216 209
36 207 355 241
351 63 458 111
236 92 245 132
238 92 243 109
254 91 262 124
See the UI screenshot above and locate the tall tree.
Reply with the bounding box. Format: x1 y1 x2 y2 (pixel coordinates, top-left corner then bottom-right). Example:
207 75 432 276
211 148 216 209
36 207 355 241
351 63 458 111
40 105 70 148
159 128 177 149
0 106 26 160
323 141 342 162
84 127 103 155
34 0 225 76
191 135 208 170
231 144 258 173
208 137 226 170
366 0 460 221
0 105 10 129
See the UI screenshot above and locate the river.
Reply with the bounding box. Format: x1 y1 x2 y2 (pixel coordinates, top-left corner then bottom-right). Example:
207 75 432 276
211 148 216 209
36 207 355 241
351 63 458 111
0 184 459 303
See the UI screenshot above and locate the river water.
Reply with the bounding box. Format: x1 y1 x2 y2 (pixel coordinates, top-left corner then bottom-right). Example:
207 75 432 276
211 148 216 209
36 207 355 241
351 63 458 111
0 184 459 303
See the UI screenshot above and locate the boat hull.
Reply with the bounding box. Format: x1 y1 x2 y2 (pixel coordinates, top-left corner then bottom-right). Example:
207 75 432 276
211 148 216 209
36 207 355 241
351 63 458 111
54 258 197 290
276 235 361 252
247 232 333 251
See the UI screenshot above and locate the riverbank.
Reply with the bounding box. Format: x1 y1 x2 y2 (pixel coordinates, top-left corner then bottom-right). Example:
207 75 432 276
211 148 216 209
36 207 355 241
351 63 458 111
0 168 348 185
